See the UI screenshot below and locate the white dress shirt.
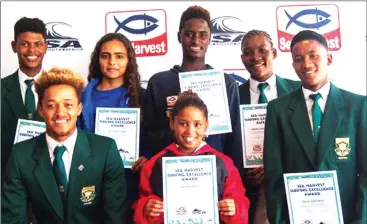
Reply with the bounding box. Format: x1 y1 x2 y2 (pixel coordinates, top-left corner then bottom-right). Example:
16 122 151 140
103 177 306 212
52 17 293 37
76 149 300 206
18 68 43 106
249 74 278 104
302 81 331 132
46 128 78 181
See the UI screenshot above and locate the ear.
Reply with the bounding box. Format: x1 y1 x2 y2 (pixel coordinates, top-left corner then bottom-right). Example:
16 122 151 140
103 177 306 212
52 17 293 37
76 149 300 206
272 48 277 59
203 119 208 133
327 53 333 66
11 41 17 53
77 102 83 116
177 32 182 44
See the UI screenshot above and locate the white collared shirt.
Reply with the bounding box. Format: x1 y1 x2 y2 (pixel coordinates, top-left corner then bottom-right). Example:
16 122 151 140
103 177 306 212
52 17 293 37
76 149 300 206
46 128 78 181
249 74 278 104
302 81 331 131
18 68 43 106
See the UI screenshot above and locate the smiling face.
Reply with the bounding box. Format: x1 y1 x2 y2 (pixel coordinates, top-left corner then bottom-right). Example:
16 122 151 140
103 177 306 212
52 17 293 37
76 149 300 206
99 39 129 83
170 106 208 154
292 40 332 91
38 84 82 142
178 18 210 60
11 31 47 77
241 35 277 82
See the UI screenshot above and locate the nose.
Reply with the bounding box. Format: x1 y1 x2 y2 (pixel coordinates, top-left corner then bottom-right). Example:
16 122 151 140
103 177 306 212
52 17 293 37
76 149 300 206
27 44 36 53
55 104 66 114
186 124 195 134
191 33 201 44
109 56 116 65
252 50 262 61
303 57 313 68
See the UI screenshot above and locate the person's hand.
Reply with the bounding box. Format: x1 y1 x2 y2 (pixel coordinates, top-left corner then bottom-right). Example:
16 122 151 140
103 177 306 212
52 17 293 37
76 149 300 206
247 166 264 186
132 156 148 173
218 199 236 216
145 199 164 217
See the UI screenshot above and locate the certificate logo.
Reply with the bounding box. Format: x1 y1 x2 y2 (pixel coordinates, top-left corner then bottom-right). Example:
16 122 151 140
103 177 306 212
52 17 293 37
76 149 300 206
176 206 187 215
224 69 249 86
335 137 351 160
105 9 168 57
192 208 207 214
302 220 313 224
276 4 341 52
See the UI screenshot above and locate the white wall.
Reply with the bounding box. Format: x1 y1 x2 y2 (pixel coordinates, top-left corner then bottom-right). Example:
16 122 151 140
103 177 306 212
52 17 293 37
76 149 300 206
1 1 366 95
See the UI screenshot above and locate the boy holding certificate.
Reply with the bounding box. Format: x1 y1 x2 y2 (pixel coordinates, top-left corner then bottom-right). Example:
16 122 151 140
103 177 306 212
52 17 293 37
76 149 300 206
263 30 367 223
2 67 127 223
77 33 149 223
2 17 47 178
134 91 249 224
238 30 300 224
143 5 244 170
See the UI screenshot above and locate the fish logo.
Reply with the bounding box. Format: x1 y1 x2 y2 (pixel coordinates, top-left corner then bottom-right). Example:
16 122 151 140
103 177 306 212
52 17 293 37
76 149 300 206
276 4 341 52
114 14 158 35
105 9 168 57
285 8 331 30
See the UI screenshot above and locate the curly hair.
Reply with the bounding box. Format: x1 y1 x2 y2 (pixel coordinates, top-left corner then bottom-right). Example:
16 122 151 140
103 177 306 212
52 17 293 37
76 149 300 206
14 17 46 41
35 67 86 105
241 29 274 52
178 5 211 33
170 90 208 121
88 33 142 109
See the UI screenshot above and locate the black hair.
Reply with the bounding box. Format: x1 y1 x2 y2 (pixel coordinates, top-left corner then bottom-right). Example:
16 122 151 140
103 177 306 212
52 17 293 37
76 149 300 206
290 30 328 51
170 90 208 121
14 17 46 41
178 5 211 33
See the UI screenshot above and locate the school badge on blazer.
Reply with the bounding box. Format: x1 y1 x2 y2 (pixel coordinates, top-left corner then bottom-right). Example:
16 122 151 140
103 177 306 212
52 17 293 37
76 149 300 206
334 137 351 161
80 186 96 205
166 95 178 118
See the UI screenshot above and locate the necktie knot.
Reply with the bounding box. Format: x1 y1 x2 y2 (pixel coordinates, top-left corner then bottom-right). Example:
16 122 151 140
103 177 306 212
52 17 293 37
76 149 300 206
258 82 268 92
25 79 34 87
54 145 66 158
309 93 322 102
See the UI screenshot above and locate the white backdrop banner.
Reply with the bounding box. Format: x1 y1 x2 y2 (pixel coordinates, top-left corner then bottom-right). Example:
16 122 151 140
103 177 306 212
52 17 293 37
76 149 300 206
1 1 366 95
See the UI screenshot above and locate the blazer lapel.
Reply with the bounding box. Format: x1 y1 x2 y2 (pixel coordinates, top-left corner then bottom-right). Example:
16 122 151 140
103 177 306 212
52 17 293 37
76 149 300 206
240 82 251 104
316 84 343 167
33 134 64 221
4 71 26 119
289 88 317 169
66 130 92 220
276 75 293 97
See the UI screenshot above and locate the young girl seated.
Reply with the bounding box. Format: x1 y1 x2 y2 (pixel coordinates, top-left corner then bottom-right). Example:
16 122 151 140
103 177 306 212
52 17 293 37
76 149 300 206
133 90 250 223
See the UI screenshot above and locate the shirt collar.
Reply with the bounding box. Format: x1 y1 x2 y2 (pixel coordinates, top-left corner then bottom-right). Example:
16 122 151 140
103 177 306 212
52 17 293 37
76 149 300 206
302 80 331 101
18 68 43 84
249 73 276 92
46 128 78 154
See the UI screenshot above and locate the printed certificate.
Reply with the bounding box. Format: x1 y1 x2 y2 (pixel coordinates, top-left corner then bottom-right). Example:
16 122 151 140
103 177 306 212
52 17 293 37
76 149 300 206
179 69 232 135
13 119 46 144
95 107 140 168
284 170 344 224
162 155 219 224
240 104 267 168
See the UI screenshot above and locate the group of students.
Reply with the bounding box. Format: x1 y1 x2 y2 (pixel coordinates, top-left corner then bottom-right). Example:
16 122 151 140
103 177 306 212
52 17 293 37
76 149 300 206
1 4 366 224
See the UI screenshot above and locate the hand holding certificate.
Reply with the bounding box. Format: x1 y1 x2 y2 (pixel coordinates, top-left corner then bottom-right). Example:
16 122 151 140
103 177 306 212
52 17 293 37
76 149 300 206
95 107 140 168
284 170 344 224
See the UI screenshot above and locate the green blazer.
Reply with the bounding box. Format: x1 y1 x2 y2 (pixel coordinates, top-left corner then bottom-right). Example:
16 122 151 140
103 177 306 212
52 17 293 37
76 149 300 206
238 75 300 224
264 83 367 224
1 129 127 224
1 71 43 175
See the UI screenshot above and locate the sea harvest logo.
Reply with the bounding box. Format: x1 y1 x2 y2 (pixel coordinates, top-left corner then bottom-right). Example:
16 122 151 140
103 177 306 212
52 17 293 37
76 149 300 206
276 4 341 52
105 9 167 57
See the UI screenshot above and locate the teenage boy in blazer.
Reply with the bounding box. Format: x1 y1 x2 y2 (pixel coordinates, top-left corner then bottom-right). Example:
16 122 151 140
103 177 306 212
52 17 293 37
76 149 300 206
1 67 127 224
238 30 300 224
263 30 367 223
1 17 47 176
